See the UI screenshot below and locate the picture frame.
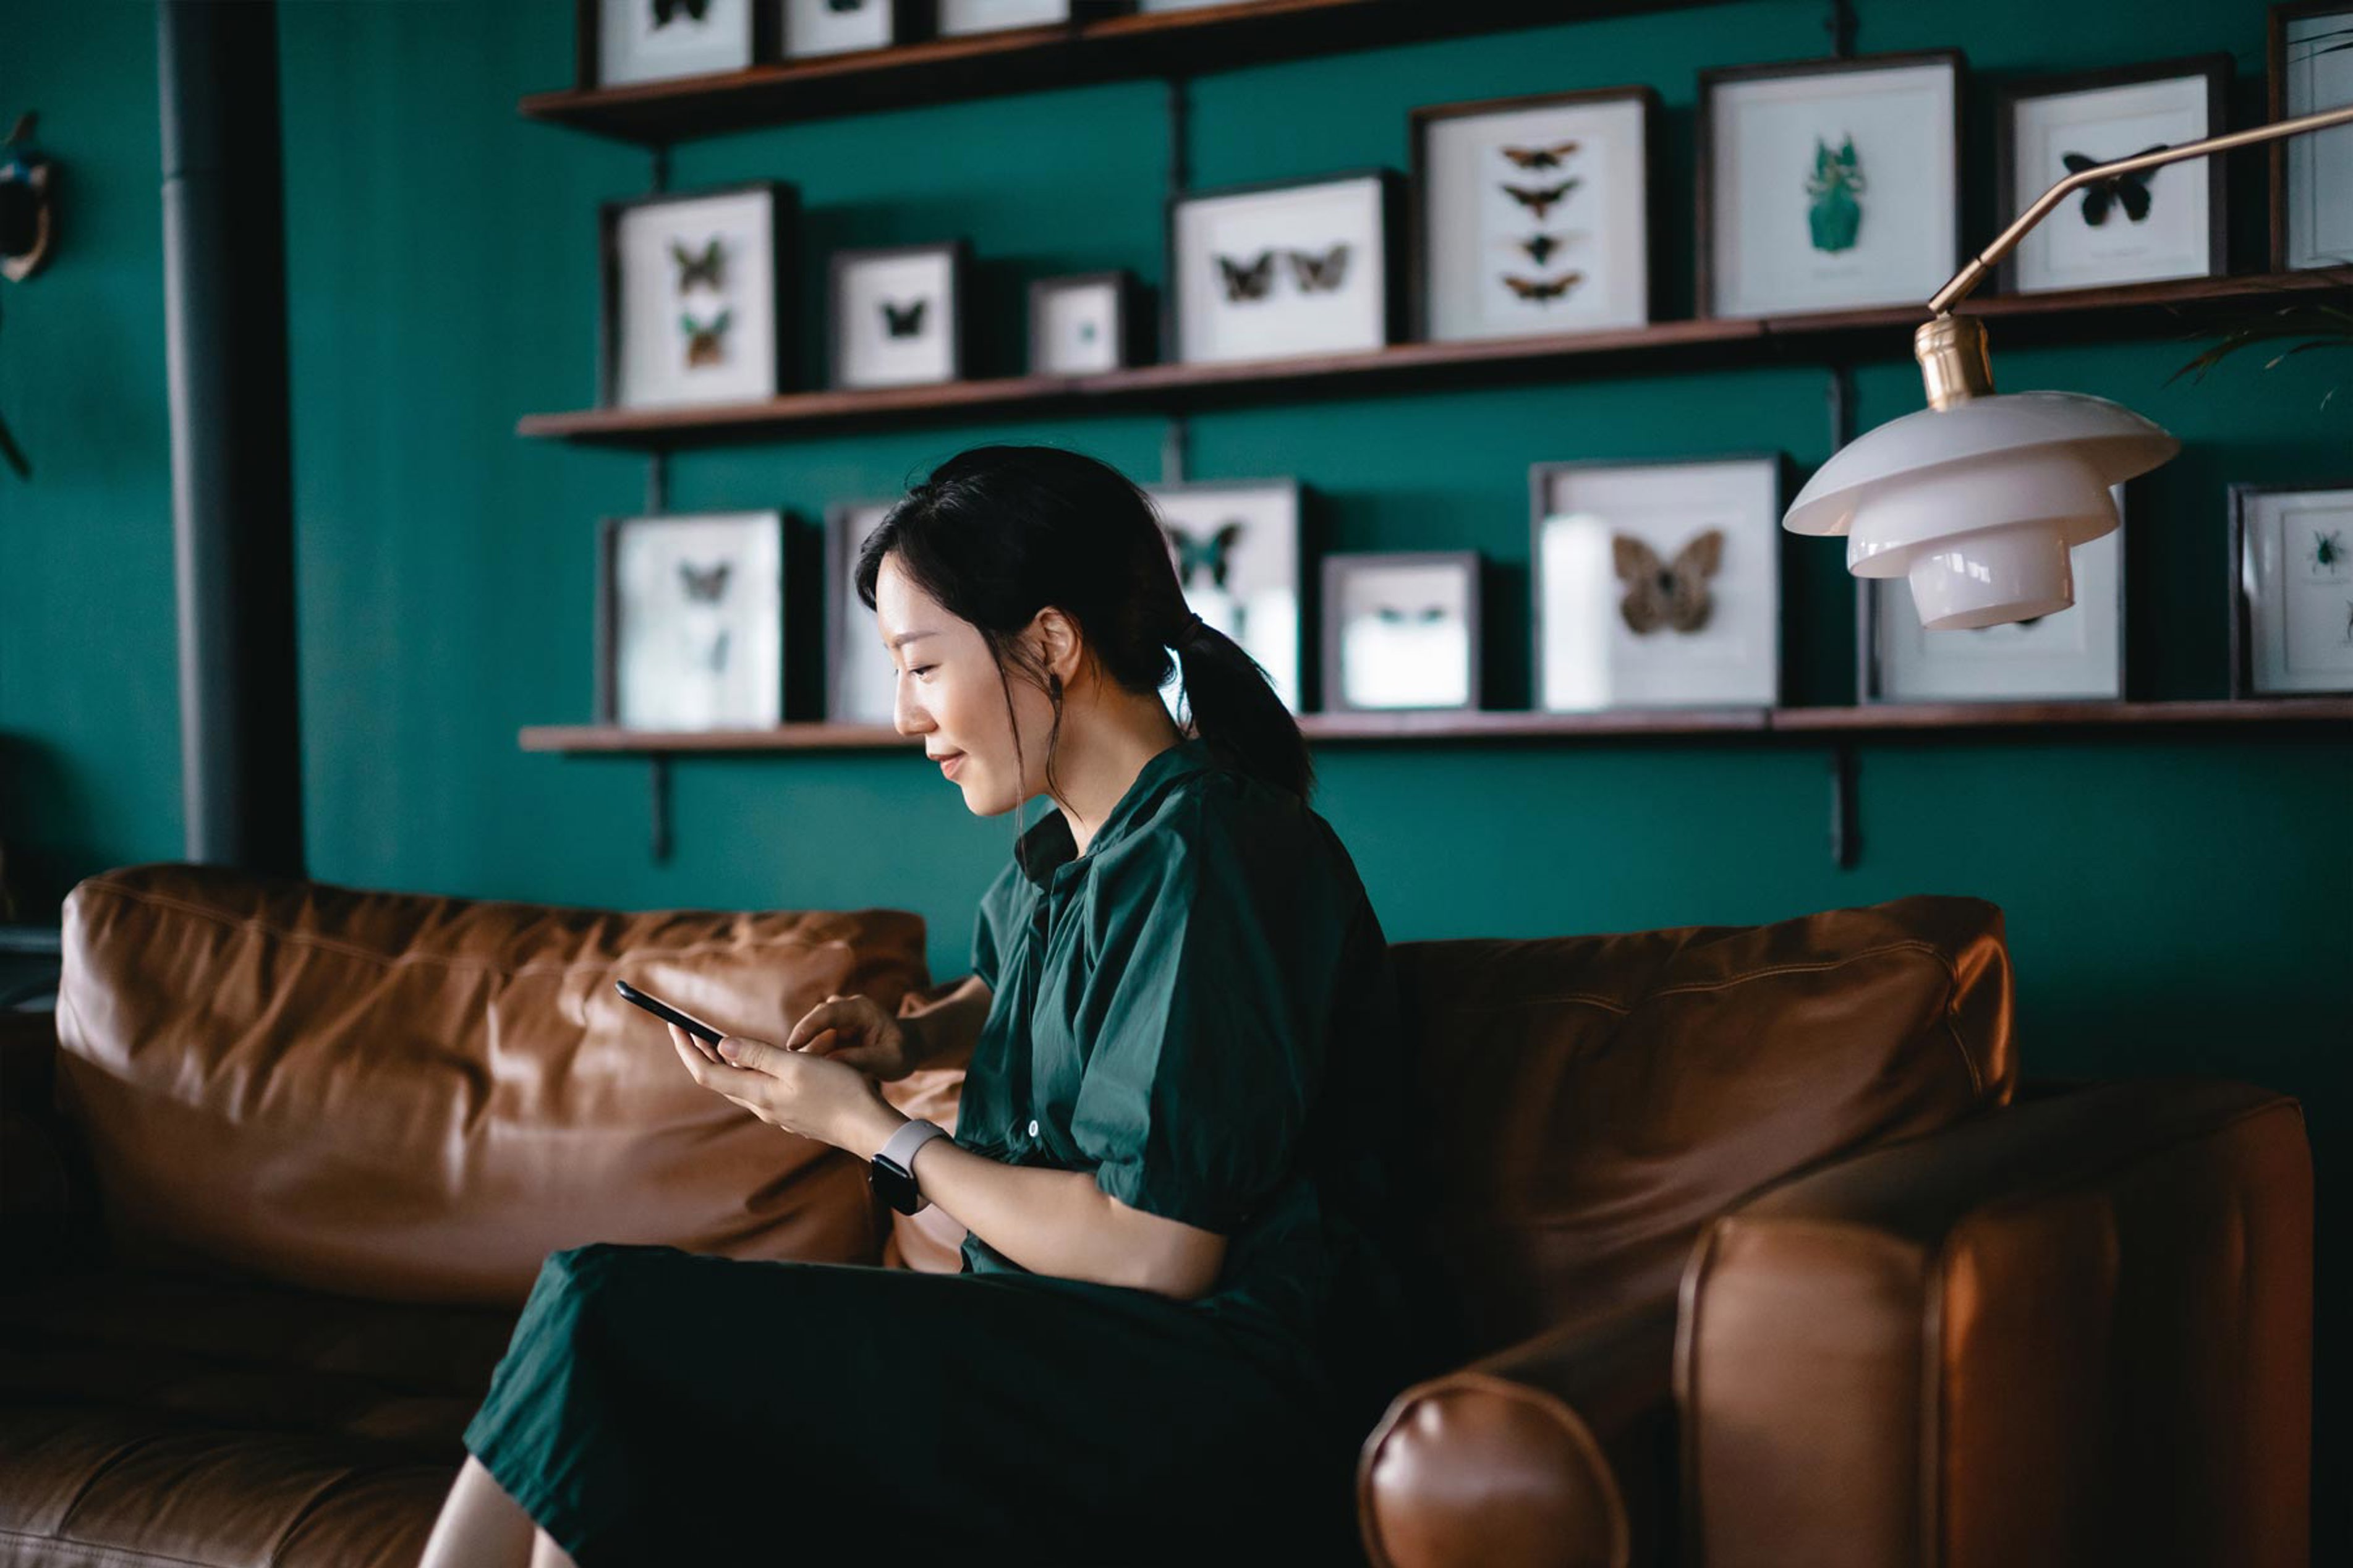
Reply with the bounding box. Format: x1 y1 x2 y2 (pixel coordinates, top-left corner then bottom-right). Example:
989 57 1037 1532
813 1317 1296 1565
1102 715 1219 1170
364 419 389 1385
2270 2 2353 271
1862 485 2127 702
1696 51 1965 318
1321 551 1484 713
597 511 787 731
935 0 1123 36
1529 454 1785 712
1167 170 1405 365
827 240 969 390
825 499 900 724
1409 85 1656 342
779 0 922 59
1146 478 1308 716
1028 270 1147 375
585 0 761 88
1996 57 2229 295
2229 481 2353 696
602 182 797 411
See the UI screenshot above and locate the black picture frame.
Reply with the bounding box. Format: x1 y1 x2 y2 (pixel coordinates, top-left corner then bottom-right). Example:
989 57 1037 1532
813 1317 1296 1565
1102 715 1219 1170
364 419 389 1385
576 0 771 90
1319 550 1485 714
778 0 932 61
1026 269 1150 374
595 509 790 730
597 180 799 409
2229 480 2353 697
1163 167 1407 365
823 498 898 723
2269 1 2353 272
1993 54 2231 296
825 239 971 391
1694 49 1968 321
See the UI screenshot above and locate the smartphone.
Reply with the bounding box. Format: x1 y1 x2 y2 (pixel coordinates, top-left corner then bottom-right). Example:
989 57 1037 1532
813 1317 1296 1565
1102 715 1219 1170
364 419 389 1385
614 978 725 1046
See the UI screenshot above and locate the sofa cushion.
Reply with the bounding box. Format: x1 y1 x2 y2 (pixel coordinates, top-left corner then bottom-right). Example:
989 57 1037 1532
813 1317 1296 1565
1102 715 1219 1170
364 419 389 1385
53 863 931 1308
1389 894 2014 1354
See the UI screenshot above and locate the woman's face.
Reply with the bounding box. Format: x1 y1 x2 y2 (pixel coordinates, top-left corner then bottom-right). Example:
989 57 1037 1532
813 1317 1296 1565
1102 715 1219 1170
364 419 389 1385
874 553 1053 816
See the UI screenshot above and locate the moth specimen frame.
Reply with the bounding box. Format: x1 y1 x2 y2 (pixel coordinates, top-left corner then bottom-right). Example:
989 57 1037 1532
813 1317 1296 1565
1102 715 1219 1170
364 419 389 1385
1165 168 1406 365
826 239 971 390
580 0 765 89
1319 550 1485 714
600 180 799 410
597 509 789 731
1028 269 1149 375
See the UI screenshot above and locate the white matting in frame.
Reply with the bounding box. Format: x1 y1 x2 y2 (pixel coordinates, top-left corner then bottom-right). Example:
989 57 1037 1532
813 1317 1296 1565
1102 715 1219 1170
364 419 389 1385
1147 479 1304 714
1327 553 1479 711
826 500 898 724
600 0 752 86
1869 486 2125 701
613 186 784 409
937 0 1068 34
2237 483 2353 694
2282 6 2353 269
832 245 961 389
1419 90 1651 341
1173 175 1392 365
1705 56 1960 317
609 511 785 731
781 0 894 57
1534 456 1782 711
1032 276 1124 374
2004 69 2222 293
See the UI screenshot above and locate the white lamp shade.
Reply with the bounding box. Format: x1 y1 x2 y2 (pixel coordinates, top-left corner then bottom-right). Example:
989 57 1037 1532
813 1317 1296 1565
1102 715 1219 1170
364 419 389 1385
1784 391 2179 630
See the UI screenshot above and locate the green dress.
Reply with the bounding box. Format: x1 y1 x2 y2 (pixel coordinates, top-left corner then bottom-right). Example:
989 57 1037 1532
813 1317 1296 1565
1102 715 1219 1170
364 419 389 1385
462 736 1424 1565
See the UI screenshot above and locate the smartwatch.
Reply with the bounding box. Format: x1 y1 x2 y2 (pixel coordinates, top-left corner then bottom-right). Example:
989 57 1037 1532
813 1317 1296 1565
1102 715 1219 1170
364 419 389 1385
870 1119 950 1215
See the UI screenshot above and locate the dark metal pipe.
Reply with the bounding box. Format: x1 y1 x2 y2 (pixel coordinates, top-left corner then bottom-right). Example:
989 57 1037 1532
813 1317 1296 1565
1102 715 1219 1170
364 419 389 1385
157 0 304 877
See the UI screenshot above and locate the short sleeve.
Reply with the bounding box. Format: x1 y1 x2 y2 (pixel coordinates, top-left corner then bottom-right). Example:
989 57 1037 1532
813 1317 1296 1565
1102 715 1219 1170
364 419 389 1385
1068 795 1347 1236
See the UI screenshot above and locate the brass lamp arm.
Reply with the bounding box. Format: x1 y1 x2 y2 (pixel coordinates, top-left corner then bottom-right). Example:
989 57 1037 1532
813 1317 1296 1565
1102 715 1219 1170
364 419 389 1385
1926 101 2353 316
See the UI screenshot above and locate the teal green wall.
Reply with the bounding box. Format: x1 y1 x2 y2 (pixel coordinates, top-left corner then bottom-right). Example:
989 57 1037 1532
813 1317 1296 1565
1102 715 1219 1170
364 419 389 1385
3 0 2343 1535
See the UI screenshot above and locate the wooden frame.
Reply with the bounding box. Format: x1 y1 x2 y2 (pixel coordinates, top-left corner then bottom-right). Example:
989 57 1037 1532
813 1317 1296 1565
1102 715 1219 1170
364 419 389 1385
1993 54 2231 296
1406 83 1659 343
2269 0 2353 271
2229 478 2353 696
1163 167 1407 366
595 509 790 728
1026 269 1149 374
825 239 971 391
576 0 772 90
1695 49 1967 321
597 180 798 409
1319 550 1484 713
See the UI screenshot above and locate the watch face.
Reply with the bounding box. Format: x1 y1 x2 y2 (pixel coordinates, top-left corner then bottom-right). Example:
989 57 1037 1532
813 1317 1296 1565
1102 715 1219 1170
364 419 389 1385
870 1157 919 1215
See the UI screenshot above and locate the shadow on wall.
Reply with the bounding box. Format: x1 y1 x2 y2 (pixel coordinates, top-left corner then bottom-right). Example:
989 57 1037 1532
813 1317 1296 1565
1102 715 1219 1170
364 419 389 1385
0 731 106 925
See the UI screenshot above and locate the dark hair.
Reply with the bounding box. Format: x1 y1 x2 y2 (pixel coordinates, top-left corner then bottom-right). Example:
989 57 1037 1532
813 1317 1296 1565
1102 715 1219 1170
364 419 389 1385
853 444 1314 815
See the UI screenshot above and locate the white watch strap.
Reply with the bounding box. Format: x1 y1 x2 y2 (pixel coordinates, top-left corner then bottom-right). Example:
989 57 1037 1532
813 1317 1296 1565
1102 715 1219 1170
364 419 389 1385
878 1119 950 1211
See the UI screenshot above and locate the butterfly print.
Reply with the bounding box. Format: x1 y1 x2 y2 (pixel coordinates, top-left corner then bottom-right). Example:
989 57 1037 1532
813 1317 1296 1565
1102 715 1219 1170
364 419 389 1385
670 237 723 292
1215 250 1275 302
1372 603 1452 624
1612 528 1724 635
1517 232 1567 266
650 0 710 27
678 559 733 674
879 297 927 337
1287 244 1350 292
1502 271 1584 303
1502 179 1580 220
1163 520 1245 591
827 0 867 9
679 560 732 603
679 308 732 367
1500 141 1580 171
2060 146 2169 226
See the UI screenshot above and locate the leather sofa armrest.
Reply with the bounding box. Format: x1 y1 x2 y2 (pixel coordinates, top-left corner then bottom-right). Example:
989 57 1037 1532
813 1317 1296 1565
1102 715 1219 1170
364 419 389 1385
0 1010 104 1276
1678 1078 2312 1568
1357 1294 1680 1568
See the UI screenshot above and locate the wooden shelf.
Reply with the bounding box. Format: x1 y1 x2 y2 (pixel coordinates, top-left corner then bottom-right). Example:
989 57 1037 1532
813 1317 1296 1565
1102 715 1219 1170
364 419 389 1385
521 0 1683 145
519 698 2353 755
516 271 2350 450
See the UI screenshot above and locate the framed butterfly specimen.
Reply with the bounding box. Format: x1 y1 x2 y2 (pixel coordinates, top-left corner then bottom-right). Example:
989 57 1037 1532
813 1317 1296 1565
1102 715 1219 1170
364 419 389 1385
1410 85 1654 343
2231 481 2353 697
1145 478 1309 714
1321 552 1484 713
1865 485 2127 704
1696 52 1963 319
936 0 1127 36
586 0 757 88
825 499 901 724
1028 271 1147 375
2270 3 2353 272
1167 171 1403 365
780 0 922 59
827 240 969 390
1996 56 2229 294
602 181 797 410
1529 455 1785 713
598 511 787 732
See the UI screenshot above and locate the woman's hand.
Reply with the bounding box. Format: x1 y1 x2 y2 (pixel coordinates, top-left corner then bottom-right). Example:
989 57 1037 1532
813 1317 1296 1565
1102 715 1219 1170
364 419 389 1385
665 1023 900 1157
781 992 929 1082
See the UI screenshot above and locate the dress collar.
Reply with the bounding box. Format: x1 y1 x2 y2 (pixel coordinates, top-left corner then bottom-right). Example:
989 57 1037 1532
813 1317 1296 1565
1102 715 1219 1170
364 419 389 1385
1013 735 1216 891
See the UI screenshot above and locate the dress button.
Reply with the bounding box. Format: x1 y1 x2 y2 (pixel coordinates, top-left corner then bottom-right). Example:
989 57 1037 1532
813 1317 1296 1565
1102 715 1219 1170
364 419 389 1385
1027 1119 1040 1138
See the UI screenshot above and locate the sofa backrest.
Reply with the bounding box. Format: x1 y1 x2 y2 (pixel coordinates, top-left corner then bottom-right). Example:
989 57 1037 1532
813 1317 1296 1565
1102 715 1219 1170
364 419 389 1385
1390 894 2014 1354
53 863 931 1308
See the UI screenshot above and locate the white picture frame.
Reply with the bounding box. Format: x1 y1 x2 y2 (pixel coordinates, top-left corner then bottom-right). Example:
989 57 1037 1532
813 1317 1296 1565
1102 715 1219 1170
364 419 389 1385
597 0 754 87
1168 172 1401 365
937 0 1071 35
780 0 897 58
1700 52 1964 318
1322 551 1482 713
1146 479 1305 716
1413 87 1654 342
825 500 900 724
2232 482 2353 695
602 511 786 732
606 183 793 411
1029 271 1138 375
1531 455 1784 712
1865 486 2127 701
828 242 967 390
2278 4 2353 270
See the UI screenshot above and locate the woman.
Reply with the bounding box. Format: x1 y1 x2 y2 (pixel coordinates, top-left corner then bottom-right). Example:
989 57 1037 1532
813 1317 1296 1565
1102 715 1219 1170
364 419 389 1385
420 445 1426 1567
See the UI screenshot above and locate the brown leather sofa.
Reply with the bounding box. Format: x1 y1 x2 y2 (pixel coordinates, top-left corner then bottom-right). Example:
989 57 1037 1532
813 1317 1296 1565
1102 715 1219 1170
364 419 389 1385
0 863 2312 1567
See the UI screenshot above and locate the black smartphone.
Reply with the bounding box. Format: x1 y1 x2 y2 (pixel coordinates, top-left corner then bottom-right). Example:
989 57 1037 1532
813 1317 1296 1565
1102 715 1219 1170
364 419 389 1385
614 979 725 1046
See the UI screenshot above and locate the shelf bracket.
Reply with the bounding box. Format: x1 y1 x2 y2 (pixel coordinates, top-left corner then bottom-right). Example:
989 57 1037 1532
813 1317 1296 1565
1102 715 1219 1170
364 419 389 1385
649 754 673 863
1824 0 1857 59
1829 740 1861 869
